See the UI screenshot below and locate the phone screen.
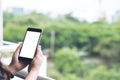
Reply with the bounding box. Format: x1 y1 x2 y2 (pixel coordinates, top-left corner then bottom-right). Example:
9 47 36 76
19 30 41 59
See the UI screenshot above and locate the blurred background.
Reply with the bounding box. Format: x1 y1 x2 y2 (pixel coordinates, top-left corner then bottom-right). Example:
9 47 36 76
1 0 120 80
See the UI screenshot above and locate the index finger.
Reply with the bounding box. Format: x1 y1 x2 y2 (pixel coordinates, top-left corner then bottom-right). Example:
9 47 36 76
13 44 22 58
36 45 43 57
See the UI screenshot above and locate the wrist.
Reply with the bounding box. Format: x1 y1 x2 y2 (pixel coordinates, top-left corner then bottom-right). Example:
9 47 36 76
29 70 39 77
25 70 38 80
29 68 39 74
4 66 15 78
7 65 17 75
30 69 39 73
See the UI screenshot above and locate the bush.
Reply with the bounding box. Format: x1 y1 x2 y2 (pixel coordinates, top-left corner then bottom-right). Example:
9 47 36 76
54 48 83 76
84 66 120 80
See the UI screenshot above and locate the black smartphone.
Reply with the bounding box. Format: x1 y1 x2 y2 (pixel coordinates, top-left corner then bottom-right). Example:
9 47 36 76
18 27 42 62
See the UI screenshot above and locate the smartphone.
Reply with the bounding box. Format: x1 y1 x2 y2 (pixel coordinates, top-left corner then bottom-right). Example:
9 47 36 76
18 27 42 62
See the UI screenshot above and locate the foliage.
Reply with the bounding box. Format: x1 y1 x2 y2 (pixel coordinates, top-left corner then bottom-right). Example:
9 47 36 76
54 48 83 76
47 68 64 80
63 74 81 80
4 26 27 42
94 36 120 58
84 66 120 80
3 11 120 58
3 12 14 26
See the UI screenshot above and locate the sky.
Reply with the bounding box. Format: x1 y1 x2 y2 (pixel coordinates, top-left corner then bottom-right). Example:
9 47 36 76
2 0 120 22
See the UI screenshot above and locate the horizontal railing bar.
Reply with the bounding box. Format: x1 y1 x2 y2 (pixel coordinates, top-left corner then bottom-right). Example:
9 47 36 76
16 71 54 80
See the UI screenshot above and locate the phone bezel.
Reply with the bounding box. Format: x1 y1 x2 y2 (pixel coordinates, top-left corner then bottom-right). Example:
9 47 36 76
18 27 42 62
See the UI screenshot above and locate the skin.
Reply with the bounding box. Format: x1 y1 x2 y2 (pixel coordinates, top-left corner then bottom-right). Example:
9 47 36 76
6 44 44 80
25 45 44 80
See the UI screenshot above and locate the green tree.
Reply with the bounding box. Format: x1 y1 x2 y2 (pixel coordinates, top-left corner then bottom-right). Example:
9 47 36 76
54 48 83 76
94 36 120 58
3 11 14 26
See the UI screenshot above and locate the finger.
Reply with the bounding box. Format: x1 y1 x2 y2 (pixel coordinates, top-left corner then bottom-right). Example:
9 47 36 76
13 44 22 59
36 45 42 55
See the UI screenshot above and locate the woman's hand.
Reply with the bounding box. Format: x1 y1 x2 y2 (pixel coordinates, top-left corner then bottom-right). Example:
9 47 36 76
7 44 29 75
25 45 44 80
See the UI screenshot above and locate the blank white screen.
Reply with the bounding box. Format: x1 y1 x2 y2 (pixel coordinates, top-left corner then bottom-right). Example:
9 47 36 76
19 31 40 58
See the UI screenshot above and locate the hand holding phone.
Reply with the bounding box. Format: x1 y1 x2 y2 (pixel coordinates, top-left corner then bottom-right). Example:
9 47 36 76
18 27 42 62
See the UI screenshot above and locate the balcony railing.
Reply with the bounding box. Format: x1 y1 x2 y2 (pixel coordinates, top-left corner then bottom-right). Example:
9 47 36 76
0 41 54 80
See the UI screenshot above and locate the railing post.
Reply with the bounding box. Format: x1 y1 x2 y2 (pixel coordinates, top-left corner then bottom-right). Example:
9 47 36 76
0 0 3 46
